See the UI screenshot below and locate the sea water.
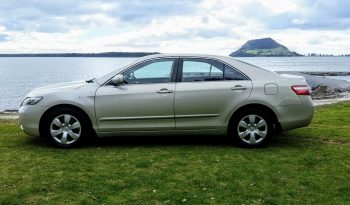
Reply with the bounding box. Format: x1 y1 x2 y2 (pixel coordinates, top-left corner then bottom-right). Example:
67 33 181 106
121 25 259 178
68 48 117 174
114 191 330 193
1 56 350 111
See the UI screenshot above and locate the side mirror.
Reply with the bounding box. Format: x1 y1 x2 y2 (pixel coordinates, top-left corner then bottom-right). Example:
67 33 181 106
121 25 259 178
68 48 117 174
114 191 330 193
111 74 125 85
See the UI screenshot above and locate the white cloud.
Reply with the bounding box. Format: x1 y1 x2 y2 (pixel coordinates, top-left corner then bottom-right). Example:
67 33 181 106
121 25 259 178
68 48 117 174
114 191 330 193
255 0 298 14
0 0 350 55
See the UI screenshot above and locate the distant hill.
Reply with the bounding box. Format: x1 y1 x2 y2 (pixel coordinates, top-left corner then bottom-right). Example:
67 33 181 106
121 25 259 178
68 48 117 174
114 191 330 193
0 52 159 58
230 38 302 57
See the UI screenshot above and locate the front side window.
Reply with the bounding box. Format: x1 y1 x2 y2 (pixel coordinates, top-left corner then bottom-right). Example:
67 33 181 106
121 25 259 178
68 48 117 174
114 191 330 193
181 58 247 82
122 59 174 84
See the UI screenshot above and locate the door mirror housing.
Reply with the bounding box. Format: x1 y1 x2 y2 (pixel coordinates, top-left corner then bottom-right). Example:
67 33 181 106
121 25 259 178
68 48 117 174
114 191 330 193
111 74 125 85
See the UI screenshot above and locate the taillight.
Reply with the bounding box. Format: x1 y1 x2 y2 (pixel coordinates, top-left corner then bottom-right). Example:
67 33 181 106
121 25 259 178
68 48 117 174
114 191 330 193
291 85 311 95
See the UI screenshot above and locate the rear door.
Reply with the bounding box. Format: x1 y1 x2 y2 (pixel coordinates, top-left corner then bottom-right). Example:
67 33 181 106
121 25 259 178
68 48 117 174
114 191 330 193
174 58 252 130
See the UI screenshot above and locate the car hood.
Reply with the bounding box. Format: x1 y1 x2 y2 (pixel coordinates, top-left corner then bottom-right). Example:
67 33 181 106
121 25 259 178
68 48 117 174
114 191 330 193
28 81 87 96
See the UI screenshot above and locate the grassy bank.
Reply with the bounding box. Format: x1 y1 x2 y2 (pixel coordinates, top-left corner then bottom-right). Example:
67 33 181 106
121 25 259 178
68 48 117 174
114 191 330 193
1 103 350 204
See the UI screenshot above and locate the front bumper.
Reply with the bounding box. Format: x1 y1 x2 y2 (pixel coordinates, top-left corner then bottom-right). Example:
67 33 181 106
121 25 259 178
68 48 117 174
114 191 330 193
19 105 47 136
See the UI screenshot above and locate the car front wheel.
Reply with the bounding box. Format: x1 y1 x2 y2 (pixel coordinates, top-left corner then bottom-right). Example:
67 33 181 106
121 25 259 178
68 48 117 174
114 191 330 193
42 107 89 148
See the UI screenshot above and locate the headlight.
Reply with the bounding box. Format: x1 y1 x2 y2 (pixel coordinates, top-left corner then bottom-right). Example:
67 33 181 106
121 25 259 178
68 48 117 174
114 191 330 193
21 97 43 106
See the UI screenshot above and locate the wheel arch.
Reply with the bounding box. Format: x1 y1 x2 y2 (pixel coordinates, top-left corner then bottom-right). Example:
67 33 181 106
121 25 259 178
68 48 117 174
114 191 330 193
228 103 281 134
39 104 95 137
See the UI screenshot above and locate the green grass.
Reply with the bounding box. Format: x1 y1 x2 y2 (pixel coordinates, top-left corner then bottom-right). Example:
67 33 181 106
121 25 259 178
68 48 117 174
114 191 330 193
1 103 350 204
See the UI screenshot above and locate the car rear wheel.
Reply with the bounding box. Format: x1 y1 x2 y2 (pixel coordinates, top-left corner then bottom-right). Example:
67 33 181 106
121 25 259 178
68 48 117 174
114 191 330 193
42 107 89 148
231 109 273 147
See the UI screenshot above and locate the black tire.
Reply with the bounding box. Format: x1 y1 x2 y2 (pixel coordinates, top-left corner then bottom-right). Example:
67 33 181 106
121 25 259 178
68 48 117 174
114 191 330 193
230 109 273 148
40 107 91 148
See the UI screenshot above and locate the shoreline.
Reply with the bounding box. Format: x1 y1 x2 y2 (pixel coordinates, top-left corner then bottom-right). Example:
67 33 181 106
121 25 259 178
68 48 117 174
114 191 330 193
301 72 350 76
277 71 350 100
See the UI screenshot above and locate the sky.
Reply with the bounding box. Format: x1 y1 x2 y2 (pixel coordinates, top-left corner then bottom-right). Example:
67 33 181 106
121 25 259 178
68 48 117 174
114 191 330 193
0 0 350 55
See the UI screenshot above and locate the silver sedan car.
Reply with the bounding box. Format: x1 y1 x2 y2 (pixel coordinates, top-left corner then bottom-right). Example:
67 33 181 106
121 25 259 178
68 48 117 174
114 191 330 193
19 54 314 148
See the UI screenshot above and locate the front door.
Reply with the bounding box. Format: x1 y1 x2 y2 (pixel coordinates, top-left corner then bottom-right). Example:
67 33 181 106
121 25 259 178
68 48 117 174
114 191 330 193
95 58 177 132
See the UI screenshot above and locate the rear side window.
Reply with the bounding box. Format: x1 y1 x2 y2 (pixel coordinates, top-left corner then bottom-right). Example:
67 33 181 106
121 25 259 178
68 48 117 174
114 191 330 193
182 60 223 81
181 58 247 82
224 65 247 80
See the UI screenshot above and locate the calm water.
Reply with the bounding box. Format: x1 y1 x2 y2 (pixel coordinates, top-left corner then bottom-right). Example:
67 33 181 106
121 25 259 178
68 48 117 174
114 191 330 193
237 56 350 72
0 57 135 111
1 56 350 111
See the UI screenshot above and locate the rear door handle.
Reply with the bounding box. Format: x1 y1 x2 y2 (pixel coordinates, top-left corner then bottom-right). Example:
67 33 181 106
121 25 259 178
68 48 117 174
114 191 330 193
157 88 173 94
231 85 247 91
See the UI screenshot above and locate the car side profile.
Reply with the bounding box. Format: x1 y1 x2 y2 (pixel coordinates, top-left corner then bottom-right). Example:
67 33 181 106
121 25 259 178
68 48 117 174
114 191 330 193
19 54 314 148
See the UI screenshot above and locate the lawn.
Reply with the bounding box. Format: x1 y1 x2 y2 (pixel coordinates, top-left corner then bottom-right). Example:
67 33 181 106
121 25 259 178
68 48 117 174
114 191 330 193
1 103 350 204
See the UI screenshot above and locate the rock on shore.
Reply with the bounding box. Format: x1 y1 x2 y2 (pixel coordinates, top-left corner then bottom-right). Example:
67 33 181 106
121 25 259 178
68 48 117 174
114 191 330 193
277 71 350 100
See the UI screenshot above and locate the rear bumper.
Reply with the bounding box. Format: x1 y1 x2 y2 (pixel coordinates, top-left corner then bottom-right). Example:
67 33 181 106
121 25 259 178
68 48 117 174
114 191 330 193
275 96 314 131
19 105 47 136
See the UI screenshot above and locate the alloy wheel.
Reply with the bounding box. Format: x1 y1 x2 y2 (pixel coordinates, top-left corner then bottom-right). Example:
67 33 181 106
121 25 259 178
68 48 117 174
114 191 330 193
237 114 267 145
50 114 81 145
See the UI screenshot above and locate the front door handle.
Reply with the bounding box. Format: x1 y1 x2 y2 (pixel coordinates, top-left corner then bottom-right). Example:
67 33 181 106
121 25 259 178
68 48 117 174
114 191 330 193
157 88 173 94
231 85 247 91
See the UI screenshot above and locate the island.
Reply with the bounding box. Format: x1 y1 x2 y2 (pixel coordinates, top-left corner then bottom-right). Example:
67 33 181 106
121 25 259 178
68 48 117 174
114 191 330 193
230 38 302 57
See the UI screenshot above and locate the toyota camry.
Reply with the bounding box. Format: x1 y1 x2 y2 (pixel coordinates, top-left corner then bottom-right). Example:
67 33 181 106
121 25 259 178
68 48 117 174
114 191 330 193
19 54 314 148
